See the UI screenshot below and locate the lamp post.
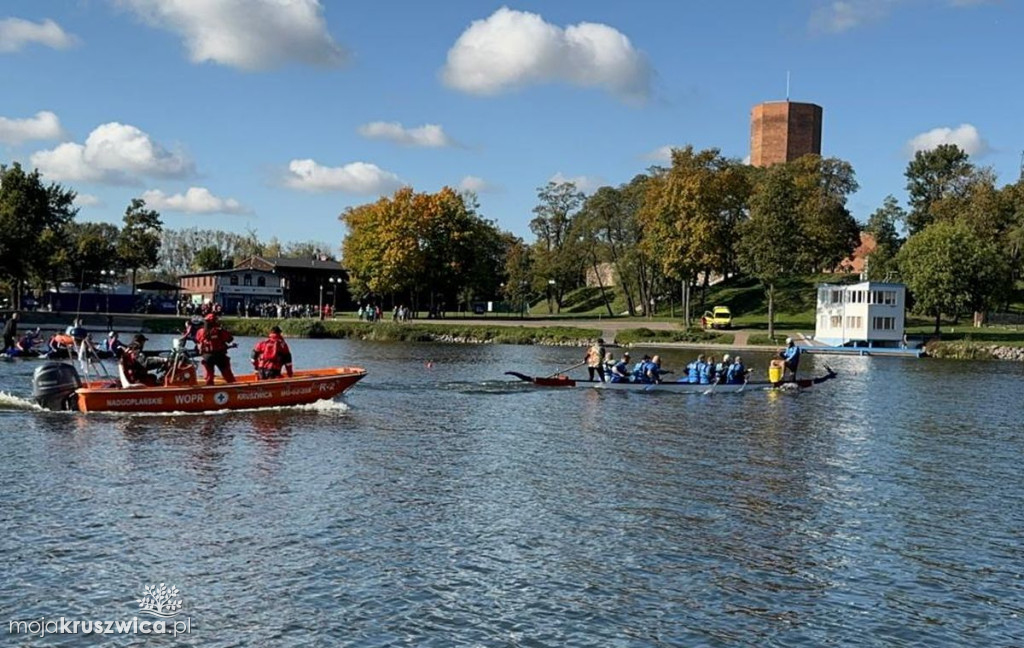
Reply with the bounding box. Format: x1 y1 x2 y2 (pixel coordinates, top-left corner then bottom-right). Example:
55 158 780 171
547 279 556 314
329 276 341 315
100 269 115 314
318 282 324 320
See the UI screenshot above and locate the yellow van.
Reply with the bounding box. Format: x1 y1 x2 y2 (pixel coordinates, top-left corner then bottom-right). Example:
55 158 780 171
703 306 733 330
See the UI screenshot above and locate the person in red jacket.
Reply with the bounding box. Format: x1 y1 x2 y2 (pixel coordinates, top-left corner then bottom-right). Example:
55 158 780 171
195 312 235 385
250 325 293 379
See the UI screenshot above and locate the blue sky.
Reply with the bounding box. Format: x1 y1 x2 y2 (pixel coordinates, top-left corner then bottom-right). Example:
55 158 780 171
1 0 1019 250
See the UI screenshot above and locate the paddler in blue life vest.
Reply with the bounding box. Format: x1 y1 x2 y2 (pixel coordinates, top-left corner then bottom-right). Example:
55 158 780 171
726 356 748 384
609 352 631 383
779 337 801 380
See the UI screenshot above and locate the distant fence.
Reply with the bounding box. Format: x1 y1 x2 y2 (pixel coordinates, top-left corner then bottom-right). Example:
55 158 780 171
986 312 1024 326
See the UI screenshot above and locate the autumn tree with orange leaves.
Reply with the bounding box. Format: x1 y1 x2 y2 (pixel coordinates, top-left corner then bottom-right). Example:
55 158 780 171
340 187 511 312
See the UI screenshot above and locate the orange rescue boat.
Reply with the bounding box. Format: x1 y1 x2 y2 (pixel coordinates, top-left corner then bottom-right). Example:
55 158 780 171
31 362 366 413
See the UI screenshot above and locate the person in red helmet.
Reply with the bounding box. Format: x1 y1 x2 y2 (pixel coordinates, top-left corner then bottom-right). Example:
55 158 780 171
195 312 235 385
251 325 293 379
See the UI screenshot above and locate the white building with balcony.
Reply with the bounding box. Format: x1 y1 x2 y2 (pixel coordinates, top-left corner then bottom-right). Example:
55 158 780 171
815 281 907 348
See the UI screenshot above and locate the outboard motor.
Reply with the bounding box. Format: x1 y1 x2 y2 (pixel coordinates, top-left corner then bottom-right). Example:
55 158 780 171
32 362 83 411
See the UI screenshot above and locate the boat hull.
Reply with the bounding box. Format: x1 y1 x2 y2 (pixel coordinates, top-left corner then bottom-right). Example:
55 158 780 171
74 367 366 413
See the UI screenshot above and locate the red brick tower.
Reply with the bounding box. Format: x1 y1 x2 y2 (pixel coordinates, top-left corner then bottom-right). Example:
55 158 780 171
750 101 822 167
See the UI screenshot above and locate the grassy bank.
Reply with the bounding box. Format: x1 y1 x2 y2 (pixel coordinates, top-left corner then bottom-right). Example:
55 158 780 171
143 317 601 345
615 327 734 345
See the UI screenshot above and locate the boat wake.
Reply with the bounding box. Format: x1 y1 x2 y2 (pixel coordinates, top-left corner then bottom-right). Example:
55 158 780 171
441 380 538 395
0 391 42 411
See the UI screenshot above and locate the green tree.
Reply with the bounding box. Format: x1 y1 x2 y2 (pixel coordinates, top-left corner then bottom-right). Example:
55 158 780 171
116 198 163 293
67 222 121 290
864 195 905 281
530 181 586 313
0 163 78 307
502 237 534 316
737 164 801 338
638 147 752 321
897 220 1011 332
341 186 510 312
904 144 976 235
192 245 229 271
789 155 861 272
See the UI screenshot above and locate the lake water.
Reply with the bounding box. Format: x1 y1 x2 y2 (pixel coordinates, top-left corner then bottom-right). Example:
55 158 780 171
1 336 1022 647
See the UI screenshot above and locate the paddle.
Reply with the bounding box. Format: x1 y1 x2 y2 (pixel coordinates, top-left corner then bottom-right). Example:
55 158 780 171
545 360 587 379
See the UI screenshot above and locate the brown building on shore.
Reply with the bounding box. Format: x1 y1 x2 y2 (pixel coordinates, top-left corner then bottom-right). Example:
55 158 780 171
750 100 822 167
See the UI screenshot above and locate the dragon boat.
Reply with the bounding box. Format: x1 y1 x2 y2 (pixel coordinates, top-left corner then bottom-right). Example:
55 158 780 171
505 367 837 393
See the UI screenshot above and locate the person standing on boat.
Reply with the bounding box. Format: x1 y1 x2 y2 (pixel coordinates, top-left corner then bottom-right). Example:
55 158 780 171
119 334 167 387
779 337 801 380
2 311 19 352
584 338 606 382
196 313 236 385
251 325 293 379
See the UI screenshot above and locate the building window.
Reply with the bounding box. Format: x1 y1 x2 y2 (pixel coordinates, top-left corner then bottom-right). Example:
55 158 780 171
831 290 843 304
846 316 862 329
873 316 896 330
230 275 239 286
257 276 266 287
244 274 252 286
830 315 843 328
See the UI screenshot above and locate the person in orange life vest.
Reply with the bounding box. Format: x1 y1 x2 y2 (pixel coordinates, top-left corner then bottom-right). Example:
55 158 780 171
195 312 236 385
251 325 293 379
119 334 168 387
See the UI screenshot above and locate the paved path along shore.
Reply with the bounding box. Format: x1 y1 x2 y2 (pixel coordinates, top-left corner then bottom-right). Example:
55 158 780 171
406 315 764 350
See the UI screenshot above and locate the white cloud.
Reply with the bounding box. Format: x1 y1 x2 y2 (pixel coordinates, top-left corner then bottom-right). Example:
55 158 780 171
357 121 455 148
642 145 674 164
550 172 603 194
74 193 102 207
810 0 994 33
459 175 499 193
905 123 990 157
0 18 77 53
0 111 65 145
142 187 248 214
30 122 194 184
116 0 345 70
442 7 652 102
283 159 402 194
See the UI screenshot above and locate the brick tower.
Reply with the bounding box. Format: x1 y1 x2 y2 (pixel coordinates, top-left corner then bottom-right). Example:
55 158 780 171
750 101 822 167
